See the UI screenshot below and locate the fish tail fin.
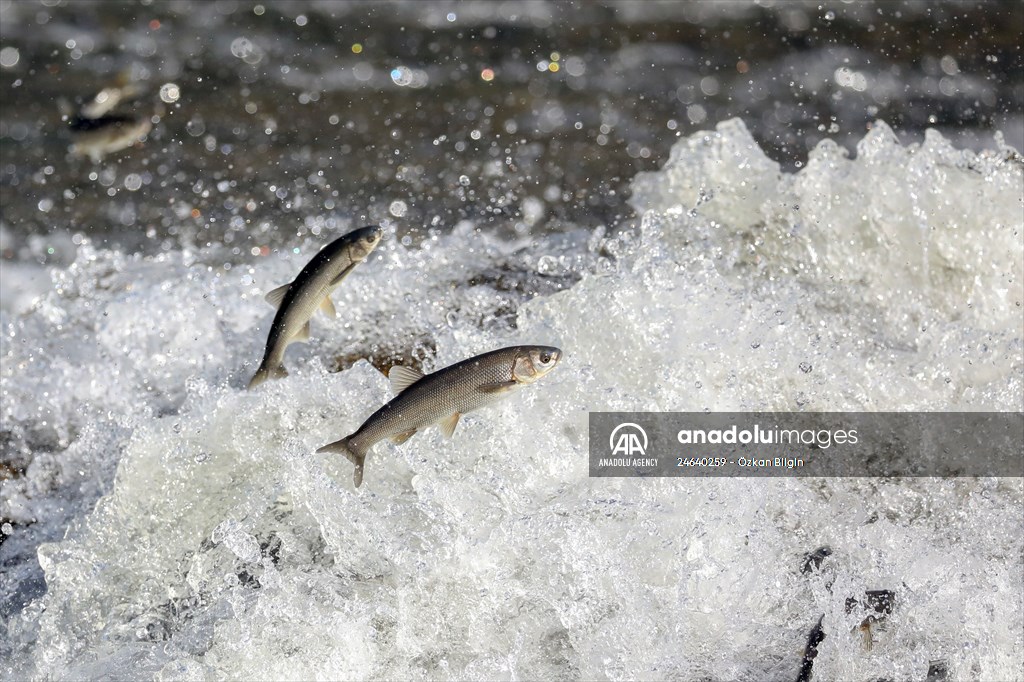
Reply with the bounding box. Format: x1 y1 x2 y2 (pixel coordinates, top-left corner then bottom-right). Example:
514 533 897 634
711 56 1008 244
317 436 366 488
247 363 287 390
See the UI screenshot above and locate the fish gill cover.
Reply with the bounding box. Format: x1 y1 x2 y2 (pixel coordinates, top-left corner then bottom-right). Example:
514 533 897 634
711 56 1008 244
1 120 1022 680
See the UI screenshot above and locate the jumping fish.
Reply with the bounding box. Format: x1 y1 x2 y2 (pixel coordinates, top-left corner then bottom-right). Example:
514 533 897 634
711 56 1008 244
79 81 144 119
63 77 151 162
318 345 562 487
69 113 153 162
248 226 382 389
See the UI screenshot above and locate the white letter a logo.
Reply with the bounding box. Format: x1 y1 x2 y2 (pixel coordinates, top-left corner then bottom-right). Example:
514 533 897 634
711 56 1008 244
609 423 648 456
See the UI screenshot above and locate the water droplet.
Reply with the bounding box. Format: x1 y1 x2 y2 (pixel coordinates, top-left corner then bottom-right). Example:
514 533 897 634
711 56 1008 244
537 255 558 275
159 83 180 103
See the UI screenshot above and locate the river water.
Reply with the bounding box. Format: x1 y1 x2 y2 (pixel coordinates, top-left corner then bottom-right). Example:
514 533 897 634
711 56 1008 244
1 1 1022 680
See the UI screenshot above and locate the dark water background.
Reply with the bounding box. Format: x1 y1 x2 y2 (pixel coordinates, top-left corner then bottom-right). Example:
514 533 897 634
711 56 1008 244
0 0 1022 255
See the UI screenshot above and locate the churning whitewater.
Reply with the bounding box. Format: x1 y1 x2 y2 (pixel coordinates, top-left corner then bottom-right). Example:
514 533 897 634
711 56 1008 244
1 120 1022 680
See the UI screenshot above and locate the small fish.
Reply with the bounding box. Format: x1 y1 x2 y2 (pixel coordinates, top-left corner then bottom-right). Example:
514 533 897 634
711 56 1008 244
69 114 152 162
248 226 382 389
62 76 151 161
318 345 562 487
79 82 144 119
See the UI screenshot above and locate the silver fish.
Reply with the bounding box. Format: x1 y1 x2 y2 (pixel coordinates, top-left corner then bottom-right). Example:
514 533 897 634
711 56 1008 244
69 114 153 162
64 77 150 161
79 82 144 120
318 345 562 487
248 226 382 389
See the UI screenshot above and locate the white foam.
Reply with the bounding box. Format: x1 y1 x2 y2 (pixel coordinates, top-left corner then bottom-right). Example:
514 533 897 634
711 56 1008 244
2 120 1021 679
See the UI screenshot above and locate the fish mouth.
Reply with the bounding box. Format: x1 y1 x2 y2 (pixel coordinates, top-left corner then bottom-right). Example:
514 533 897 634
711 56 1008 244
349 226 383 260
512 346 562 383
536 346 562 367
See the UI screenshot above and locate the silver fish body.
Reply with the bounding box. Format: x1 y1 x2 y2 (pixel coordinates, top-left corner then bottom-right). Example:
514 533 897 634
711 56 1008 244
69 114 153 162
79 82 144 119
318 345 562 487
248 226 382 388
63 77 150 162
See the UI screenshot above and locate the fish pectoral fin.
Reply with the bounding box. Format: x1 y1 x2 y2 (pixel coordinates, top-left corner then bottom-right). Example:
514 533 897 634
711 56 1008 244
438 413 460 438
320 296 337 318
329 263 357 287
388 365 425 395
478 381 517 394
289 320 311 343
265 283 291 309
390 428 417 445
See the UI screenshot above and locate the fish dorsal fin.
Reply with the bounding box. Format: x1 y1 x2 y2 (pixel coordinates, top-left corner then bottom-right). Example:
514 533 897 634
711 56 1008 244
265 283 291 309
438 413 460 438
390 428 417 445
320 296 337 318
289 320 310 343
389 365 424 394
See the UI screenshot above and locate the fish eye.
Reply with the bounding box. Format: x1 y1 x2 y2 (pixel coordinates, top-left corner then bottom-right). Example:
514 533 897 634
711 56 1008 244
539 352 551 364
